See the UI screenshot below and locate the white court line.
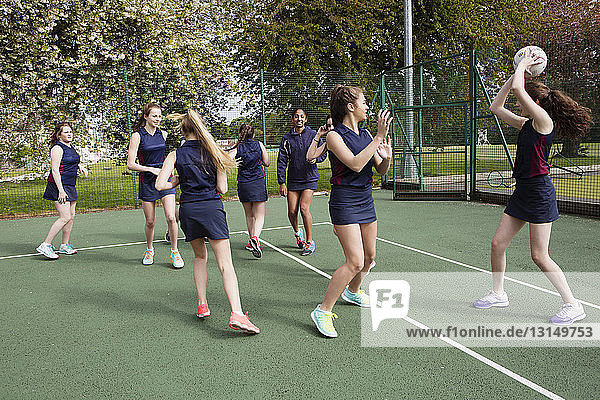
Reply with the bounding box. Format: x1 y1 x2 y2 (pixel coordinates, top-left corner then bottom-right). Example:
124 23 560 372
0 222 332 261
376 236 600 311
259 237 563 400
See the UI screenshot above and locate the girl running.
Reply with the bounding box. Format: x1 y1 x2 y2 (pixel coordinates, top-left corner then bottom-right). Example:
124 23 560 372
311 86 392 338
155 110 260 334
127 103 183 269
37 122 88 259
474 54 592 325
277 108 327 256
228 123 270 258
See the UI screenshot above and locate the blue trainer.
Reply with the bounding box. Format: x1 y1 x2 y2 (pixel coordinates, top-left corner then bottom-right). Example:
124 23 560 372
301 241 315 256
311 305 338 338
341 287 370 307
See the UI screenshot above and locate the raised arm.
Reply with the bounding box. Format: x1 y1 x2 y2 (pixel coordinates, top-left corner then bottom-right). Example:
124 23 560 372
127 132 161 176
306 125 328 163
512 56 553 134
50 145 67 203
327 110 391 173
374 137 392 175
155 151 179 190
489 75 527 130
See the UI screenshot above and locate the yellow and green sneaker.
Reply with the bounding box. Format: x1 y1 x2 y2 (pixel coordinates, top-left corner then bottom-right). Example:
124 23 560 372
341 287 370 308
311 305 338 338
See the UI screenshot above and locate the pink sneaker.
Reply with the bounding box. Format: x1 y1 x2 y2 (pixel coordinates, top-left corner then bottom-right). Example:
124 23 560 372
197 303 211 318
228 312 260 334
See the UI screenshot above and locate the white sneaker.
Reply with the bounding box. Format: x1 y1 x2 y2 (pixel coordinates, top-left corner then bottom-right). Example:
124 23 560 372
142 248 154 265
58 243 78 255
36 243 59 259
550 302 586 325
171 249 184 269
473 290 509 309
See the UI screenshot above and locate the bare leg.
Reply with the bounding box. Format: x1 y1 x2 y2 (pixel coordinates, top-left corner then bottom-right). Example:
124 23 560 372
252 201 266 238
320 224 364 312
60 201 77 244
44 201 74 244
161 194 178 251
490 213 526 293
299 189 314 242
287 191 301 232
529 223 577 303
242 202 255 237
141 200 156 250
208 238 243 313
348 221 377 293
190 238 208 304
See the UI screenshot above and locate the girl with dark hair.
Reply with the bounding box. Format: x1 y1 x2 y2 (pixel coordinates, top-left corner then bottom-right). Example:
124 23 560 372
37 123 88 259
156 110 260 334
474 53 593 325
277 108 327 256
228 123 270 258
127 103 183 269
310 86 392 338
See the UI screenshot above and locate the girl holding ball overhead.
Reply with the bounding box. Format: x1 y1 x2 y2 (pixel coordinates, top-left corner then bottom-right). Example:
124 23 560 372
474 51 593 325
127 103 183 269
310 85 392 338
155 110 260 334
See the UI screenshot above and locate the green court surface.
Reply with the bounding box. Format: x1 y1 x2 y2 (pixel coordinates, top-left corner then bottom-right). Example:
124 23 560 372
1 191 599 399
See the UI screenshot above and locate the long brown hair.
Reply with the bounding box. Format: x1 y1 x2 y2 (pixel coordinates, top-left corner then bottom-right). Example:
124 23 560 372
133 102 162 132
228 123 255 150
167 110 236 173
50 122 72 148
525 81 593 139
329 85 363 126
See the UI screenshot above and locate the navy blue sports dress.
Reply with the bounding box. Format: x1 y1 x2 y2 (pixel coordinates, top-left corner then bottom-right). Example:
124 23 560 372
176 140 229 241
277 126 326 191
504 119 559 223
137 127 176 202
235 139 268 202
328 124 377 225
43 141 80 202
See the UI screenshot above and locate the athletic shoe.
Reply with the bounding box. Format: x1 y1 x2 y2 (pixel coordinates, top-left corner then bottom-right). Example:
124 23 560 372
165 230 170 242
311 305 338 338
473 290 509 309
142 248 154 265
245 241 253 251
196 303 211 318
36 243 59 259
250 236 262 258
301 241 315 256
58 243 78 255
366 260 376 275
171 249 184 269
550 302 586 325
294 228 305 249
229 312 260 334
341 287 371 307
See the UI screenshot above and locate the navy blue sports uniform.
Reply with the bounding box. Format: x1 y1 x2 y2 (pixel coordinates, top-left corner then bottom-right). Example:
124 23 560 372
505 119 558 223
137 127 176 201
176 140 229 241
277 126 326 191
235 139 268 202
43 141 80 202
328 123 377 225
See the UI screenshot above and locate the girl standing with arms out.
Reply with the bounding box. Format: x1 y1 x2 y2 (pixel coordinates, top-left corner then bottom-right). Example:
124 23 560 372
156 110 260 334
37 123 88 259
228 123 270 258
474 54 592 325
277 108 327 256
311 86 391 338
127 103 183 269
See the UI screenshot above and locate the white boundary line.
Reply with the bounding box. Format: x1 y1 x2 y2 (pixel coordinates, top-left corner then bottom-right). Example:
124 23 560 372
259 237 564 400
0 222 332 261
375 236 600 311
